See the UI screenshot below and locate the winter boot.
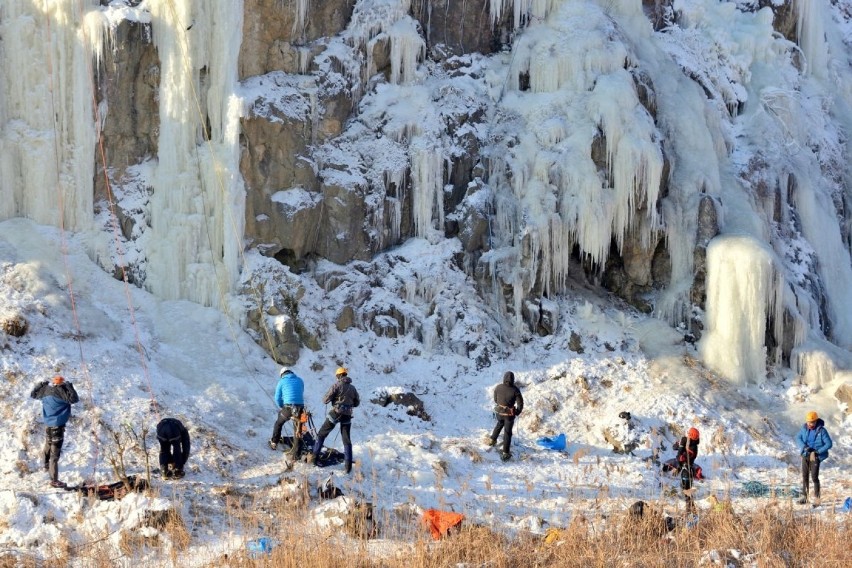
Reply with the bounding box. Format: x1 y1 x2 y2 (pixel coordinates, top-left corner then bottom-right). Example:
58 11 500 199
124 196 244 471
268 439 278 451
50 480 66 489
797 495 808 505
500 451 512 462
680 468 692 491
486 438 496 447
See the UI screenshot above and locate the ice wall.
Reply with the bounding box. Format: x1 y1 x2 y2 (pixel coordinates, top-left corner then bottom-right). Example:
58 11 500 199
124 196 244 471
144 0 245 307
0 0 99 231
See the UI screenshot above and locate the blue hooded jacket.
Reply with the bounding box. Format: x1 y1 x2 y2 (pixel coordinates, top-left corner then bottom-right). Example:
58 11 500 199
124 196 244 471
31 381 79 427
796 418 832 461
274 371 305 407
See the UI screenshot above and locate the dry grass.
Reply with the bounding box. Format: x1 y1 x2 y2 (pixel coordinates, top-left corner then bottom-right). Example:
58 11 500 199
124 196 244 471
14 478 852 567
216 500 851 568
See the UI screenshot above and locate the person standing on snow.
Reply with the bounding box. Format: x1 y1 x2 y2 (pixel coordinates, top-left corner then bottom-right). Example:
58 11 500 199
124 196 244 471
268 366 305 455
309 367 360 473
488 371 524 462
156 417 191 479
31 375 79 488
796 410 832 505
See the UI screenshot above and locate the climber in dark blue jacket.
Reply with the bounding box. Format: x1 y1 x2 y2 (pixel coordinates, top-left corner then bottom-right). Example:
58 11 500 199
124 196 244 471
31 375 79 488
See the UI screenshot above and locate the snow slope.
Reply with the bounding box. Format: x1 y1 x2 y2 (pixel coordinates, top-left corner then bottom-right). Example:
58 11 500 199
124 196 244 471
1 218 850 563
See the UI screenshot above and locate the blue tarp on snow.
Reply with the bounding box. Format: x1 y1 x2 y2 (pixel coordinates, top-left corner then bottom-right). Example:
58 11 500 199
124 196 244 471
536 434 566 451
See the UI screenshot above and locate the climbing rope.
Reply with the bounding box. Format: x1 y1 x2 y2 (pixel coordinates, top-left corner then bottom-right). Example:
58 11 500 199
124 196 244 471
41 3 103 484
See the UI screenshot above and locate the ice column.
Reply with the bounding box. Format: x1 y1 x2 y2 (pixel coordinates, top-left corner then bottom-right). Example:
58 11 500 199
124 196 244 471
699 236 783 386
795 0 828 78
145 0 245 307
0 0 98 231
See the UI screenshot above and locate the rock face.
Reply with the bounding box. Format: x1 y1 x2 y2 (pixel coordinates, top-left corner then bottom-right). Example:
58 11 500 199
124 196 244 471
94 19 159 209
79 1 850 375
410 0 512 58
240 0 354 78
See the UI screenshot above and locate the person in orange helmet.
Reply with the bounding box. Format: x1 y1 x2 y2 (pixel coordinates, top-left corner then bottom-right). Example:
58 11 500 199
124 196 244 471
795 411 832 505
309 367 360 473
662 427 704 483
30 375 79 488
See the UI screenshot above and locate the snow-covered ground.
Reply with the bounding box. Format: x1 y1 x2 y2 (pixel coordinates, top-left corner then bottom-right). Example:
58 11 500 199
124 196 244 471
1 219 850 564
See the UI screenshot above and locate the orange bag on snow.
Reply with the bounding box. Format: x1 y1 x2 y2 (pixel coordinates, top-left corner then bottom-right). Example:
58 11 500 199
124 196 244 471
422 509 465 540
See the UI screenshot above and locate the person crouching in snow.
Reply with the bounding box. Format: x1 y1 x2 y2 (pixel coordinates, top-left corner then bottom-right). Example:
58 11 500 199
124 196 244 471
488 371 524 462
662 427 704 482
156 417 190 479
796 410 832 505
31 375 79 488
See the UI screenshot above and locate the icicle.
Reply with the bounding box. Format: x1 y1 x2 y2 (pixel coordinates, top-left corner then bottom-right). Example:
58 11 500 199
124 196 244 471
795 0 828 78
409 139 444 237
292 0 310 36
389 17 425 85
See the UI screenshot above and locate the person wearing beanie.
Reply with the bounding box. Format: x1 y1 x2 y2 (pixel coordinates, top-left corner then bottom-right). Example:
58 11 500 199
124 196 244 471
30 375 79 488
309 367 360 473
487 371 524 461
795 410 832 505
156 417 191 479
268 366 306 456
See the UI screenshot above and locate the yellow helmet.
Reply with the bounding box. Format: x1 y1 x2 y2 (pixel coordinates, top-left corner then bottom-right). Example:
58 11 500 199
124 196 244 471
805 411 818 422
335 367 348 376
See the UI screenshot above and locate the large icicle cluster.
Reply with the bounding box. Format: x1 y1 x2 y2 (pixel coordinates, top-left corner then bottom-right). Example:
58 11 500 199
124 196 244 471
488 2 663 305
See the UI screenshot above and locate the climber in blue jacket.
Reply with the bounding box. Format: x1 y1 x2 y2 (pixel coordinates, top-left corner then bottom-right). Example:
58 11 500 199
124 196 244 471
795 410 832 505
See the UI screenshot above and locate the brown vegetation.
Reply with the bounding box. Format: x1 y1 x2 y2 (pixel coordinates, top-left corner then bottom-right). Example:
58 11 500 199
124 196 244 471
5 492 850 567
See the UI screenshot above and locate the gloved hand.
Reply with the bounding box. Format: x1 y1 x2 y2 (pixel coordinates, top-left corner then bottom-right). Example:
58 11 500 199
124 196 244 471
802 446 812 456
514 408 522 416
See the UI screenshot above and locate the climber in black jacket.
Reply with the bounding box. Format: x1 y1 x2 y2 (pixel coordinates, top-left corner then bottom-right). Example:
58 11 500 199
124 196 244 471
487 371 524 461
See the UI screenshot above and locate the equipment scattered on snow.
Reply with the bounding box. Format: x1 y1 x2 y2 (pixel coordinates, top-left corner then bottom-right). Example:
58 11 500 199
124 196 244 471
65 475 149 501
536 434 567 451
422 509 464 540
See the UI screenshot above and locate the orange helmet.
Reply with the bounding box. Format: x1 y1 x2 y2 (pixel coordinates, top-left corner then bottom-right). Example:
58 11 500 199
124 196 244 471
805 411 818 422
335 367 348 377
687 427 700 441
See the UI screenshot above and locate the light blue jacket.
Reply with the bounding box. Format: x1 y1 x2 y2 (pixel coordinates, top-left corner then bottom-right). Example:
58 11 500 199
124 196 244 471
796 419 832 461
274 371 304 407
